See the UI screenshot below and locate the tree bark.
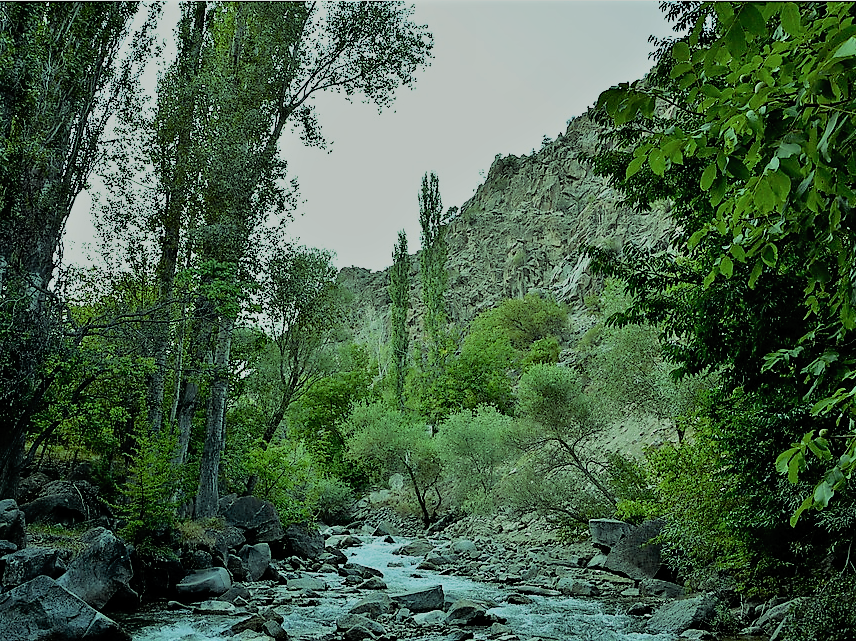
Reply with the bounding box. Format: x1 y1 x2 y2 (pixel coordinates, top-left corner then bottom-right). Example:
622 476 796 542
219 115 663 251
195 315 234 518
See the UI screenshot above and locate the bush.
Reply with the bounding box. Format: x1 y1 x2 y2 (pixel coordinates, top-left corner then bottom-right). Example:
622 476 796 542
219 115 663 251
346 402 442 526
782 576 856 641
436 406 515 513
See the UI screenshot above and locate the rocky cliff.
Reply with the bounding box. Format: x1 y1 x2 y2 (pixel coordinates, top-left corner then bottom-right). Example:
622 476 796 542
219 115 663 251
338 112 674 333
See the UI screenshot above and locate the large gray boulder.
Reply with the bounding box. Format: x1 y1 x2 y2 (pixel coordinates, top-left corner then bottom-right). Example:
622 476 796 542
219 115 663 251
393 539 434 557
604 518 664 580
336 613 387 636
0 575 130 641
647 594 719 635
392 584 445 613
589 518 633 551
445 598 490 626
176 567 232 601
238 543 271 582
57 527 135 610
1 547 65 589
349 593 394 618
282 522 324 559
219 495 284 544
21 480 104 527
0 500 26 550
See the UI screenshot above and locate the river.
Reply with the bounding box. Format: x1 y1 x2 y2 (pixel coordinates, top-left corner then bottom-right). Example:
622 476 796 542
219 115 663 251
123 535 676 641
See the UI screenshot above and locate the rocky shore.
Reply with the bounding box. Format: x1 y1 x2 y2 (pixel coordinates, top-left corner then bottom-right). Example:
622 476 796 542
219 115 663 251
0 486 797 641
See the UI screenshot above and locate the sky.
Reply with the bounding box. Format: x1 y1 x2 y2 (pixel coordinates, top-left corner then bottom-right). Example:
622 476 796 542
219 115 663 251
63 1 676 273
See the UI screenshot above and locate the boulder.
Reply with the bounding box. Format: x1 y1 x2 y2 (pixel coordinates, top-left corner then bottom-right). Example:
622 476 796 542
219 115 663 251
282 523 324 560
357 576 387 590
641 578 684 599
372 521 400 537
336 613 386 636
589 518 632 551
450 539 478 556
1 547 65 589
238 543 271 582
350 593 394 618
413 610 447 626
21 480 104 526
392 584 445 613
326 534 361 549
445 599 490 626
57 527 135 611
0 500 26 550
228 553 247 582
393 539 434 557
756 598 803 630
0 540 18 555
556 577 599 597
0 575 130 641
286 576 326 591
220 583 252 604
196 600 237 615
341 562 383 579
647 594 719 635
129 553 184 602
219 495 284 544
604 518 664 580
176 567 232 601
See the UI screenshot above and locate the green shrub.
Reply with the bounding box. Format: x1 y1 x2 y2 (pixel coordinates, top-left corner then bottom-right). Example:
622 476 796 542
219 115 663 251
782 576 856 641
436 406 515 513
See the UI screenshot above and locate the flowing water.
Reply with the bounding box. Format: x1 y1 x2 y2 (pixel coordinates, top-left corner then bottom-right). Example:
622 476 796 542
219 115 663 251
124 536 676 641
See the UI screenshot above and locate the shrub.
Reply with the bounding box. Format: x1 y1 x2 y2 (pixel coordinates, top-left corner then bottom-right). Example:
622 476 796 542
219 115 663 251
436 406 515 513
782 576 856 641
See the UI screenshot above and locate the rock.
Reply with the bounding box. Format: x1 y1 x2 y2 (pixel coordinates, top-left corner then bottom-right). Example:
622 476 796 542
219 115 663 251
516 585 561 596
282 523 324 560
239 543 271 582
176 567 232 601
350 593 395 618
589 518 633 551
413 609 447 626
641 578 684 599
322 547 348 565
372 521 400 537
0 540 18 555
262 619 289 640
0 575 130 640
505 593 533 605
627 603 654 616
57 527 136 611
556 577 599 597
647 594 719 635
0 500 26 550
586 552 609 570
393 539 434 557
228 553 247 581
326 534 361 549
445 598 490 626
756 598 803 629
392 584 445 612
448 631 475 641
286 576 326 591
336 613 386 636
130 553 184 602
357 576 387 590
196 600 237 615
21 480 104 526
184 549 213 570
342 562 384 579
220 583 251 603
451 539 479 556
1 546 65 589
232 615 266 635
604 519 664 580
219 495 284 544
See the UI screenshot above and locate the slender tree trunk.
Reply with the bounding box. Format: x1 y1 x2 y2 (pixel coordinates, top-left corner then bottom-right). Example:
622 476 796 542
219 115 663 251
195 315 234 518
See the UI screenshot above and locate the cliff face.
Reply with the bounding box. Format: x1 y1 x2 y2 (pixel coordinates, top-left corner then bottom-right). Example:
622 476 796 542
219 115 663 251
339 112 673 331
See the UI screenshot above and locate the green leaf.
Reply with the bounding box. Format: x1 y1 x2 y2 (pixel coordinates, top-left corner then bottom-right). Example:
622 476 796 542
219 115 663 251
761 243 778 267
776 142 801 158
748 259 763 288
813 481 834 508
673 41 691 62
626 155 645 179
648 148 666 176
768 170 792 201
703 267 717 289
719 255 734 279
754 177 776 213
790 495 813 527
730 243 746 262
833 36 856 59
700 163 717 190
779 3 801 35
738 3 766 37
688 229 708 250
788 454 802 484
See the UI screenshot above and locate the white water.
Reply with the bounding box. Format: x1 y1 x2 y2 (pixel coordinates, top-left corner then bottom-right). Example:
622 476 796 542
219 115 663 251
127 536 676 641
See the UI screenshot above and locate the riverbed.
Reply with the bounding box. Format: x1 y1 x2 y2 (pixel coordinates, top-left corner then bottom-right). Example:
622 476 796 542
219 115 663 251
124 535 676 641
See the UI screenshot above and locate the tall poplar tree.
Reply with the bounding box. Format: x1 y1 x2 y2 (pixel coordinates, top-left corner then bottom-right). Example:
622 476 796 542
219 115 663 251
389 230 410 407
418 172 448 378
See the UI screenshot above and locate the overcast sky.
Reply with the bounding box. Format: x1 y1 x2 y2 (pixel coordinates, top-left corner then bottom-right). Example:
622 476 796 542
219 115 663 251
63 1 676 273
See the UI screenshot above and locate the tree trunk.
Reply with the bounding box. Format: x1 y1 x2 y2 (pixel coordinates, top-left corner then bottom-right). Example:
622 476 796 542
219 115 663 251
195 315 234 518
